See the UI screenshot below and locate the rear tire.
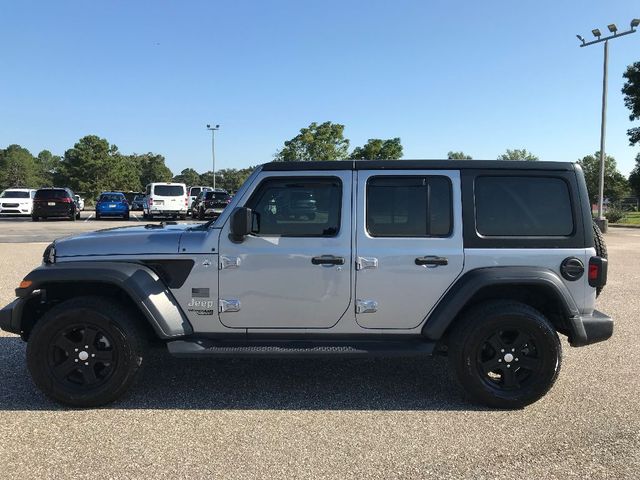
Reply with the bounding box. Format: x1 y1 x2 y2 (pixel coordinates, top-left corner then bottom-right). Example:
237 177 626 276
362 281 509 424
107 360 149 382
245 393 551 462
96 212 101 220
592 221 607 297
70 210 76 221
26 296 146 407
448 300 561 409
124 212 130 220
31 216 39 222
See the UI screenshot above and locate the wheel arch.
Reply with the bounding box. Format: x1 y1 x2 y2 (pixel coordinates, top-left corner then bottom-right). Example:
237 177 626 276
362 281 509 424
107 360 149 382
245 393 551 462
422 267 580 342
15 262 193 341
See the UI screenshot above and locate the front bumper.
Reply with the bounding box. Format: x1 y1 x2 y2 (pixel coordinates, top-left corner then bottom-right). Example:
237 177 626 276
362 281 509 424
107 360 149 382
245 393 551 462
0 298 25 335
569 310 613 347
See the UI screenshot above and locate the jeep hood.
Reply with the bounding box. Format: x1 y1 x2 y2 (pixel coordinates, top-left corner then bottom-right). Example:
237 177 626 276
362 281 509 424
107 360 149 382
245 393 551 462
54 223 196 258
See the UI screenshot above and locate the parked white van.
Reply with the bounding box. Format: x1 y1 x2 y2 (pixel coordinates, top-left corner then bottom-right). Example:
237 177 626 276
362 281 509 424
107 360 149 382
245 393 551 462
143 183 188 220
0 188 36 216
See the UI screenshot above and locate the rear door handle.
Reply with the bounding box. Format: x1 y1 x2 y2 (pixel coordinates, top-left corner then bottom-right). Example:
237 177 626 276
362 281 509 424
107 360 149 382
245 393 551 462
311 255 345 266
415 256 448 266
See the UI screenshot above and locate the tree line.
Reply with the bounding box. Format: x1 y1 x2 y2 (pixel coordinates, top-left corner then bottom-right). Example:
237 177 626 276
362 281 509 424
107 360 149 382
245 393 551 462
2 62 639 202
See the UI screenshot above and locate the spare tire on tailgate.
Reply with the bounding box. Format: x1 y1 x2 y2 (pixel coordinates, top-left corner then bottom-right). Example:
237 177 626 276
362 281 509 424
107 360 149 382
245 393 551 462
592 221 607 297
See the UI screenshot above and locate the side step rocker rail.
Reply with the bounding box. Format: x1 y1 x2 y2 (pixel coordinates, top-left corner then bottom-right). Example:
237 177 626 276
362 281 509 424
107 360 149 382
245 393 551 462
167 338 437 358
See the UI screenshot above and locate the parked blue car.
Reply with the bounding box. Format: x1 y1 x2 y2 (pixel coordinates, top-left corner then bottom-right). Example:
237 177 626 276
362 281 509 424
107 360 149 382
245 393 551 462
95 192 130 220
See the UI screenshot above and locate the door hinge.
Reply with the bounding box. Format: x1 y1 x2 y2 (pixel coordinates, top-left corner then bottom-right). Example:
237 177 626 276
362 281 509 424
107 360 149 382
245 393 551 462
219 256 241 270
219 298 241 313
356 299 378 314
356 257 378 270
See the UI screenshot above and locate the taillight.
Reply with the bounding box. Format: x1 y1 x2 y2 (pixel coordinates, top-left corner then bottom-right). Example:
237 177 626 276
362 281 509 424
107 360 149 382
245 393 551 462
185 197 188 206
588 257 608 288
61 197 72 203
588 263 599 282
149 198 153 206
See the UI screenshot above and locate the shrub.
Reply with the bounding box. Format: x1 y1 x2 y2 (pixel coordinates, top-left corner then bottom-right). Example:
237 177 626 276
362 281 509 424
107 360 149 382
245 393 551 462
604 208 625 223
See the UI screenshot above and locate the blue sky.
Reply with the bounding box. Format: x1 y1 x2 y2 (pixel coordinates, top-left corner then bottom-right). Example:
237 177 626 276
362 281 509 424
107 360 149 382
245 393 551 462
1 1 639 175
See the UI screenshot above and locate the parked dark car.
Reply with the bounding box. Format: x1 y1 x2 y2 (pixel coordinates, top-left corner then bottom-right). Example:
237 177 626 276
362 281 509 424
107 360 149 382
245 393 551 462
192 190 231 220
96 192 130 220
32 188 81 221
131 194 145 211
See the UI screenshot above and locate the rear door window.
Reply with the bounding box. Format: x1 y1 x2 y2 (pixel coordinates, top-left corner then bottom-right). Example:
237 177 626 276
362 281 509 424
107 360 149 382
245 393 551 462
154 185 185 196
366 176 452 237
1 190 30 198
475 176 574 236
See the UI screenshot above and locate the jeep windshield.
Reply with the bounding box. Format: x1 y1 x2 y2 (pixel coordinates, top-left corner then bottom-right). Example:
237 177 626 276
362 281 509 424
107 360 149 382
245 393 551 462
154 185 184 196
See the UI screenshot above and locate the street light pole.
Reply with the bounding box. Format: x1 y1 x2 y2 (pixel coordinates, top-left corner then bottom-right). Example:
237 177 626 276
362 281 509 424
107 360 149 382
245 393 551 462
206 124 220 190
577 19 638 232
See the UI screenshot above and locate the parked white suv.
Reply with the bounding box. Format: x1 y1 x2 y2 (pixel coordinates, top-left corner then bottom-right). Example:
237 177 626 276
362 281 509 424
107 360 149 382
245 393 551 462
143 182 188 220
0 188 36 215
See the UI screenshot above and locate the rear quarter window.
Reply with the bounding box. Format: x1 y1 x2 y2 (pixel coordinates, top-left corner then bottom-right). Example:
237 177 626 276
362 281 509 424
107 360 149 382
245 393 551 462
475 176 574 236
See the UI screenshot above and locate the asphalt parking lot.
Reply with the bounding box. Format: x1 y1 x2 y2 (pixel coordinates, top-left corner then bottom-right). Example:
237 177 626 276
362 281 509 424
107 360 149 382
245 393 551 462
0 223 638 479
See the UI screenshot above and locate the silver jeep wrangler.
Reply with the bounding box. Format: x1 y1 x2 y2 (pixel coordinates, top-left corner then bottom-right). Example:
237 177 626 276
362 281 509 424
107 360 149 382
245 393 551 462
0 160 612 408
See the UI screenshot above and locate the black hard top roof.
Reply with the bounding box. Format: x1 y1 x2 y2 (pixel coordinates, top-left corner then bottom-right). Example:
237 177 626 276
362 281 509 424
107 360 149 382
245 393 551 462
262 159 575 172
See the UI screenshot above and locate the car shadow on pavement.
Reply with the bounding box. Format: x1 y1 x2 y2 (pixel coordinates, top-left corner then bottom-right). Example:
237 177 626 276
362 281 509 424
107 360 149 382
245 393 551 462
0 337 487 412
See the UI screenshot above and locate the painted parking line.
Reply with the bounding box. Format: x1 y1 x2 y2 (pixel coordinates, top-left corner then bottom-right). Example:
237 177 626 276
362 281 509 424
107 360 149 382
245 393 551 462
132 213 141 222
84 213 94 222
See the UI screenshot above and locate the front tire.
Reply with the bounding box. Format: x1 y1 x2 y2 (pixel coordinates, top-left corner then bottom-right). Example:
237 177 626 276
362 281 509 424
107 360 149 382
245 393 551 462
448 301 561 409
26 296 146 407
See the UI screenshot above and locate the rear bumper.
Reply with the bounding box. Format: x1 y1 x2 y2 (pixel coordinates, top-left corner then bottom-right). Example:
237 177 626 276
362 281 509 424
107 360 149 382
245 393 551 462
0 298 24 335
569 310 613 347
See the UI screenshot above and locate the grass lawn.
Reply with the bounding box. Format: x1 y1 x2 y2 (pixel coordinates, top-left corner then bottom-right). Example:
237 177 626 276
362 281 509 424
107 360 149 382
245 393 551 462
617 211 640 225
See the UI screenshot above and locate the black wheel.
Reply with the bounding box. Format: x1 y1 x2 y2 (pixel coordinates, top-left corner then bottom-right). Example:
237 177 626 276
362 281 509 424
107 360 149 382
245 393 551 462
76 210 81 220
31 216 39 222
70 210 77 221
198 209 205 220
95 212 101 220
26 296 146 407
124 212 130 220
448 301 561 409
148 213 154 221
179 214 186 220
593 222 607 297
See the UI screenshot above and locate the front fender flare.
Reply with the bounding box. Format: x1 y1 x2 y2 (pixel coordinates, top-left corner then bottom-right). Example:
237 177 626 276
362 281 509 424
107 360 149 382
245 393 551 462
16 261 193 339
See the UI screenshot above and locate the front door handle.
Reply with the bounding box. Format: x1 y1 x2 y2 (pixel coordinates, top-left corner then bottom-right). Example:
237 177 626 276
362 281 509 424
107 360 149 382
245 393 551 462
415 256 448 266
311 255 345 266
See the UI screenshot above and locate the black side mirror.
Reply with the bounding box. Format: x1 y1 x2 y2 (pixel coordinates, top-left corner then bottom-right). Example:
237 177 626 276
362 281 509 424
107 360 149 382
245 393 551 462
229 207 252 243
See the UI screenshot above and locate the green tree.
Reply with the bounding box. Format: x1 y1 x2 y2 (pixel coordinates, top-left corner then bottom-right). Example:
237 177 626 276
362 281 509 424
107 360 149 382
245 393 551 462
134 153 173 188
628 152 640 198
622 62 640 146
274 121 350 162
200 167 255 193
35 150 61 187
0 144 38 189
447 151 473 160
350 138 403 160
173 168 201 186
497 148 539 161
577 152 629 204
58 135 142 198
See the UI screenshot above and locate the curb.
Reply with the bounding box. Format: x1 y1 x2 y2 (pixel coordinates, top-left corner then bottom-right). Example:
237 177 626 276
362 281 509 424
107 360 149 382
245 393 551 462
609 223 640 229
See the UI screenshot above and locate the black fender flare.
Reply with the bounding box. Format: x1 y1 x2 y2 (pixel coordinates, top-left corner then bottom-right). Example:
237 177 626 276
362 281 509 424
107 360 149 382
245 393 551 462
421 267 580 340
16 261 193 339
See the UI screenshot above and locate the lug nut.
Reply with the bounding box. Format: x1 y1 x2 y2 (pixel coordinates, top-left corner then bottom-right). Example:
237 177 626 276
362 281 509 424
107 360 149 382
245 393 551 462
74 359 78 363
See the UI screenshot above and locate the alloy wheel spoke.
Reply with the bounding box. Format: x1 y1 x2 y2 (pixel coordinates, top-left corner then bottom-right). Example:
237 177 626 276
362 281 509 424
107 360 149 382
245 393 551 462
481 357 501 373
485 333 504 353
82 327 99 347
53 358 79 378
512 331 529 352
516 355 540 371
93 350 114 363
54 336 78 353
501 367 520 388
81 366 99 385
